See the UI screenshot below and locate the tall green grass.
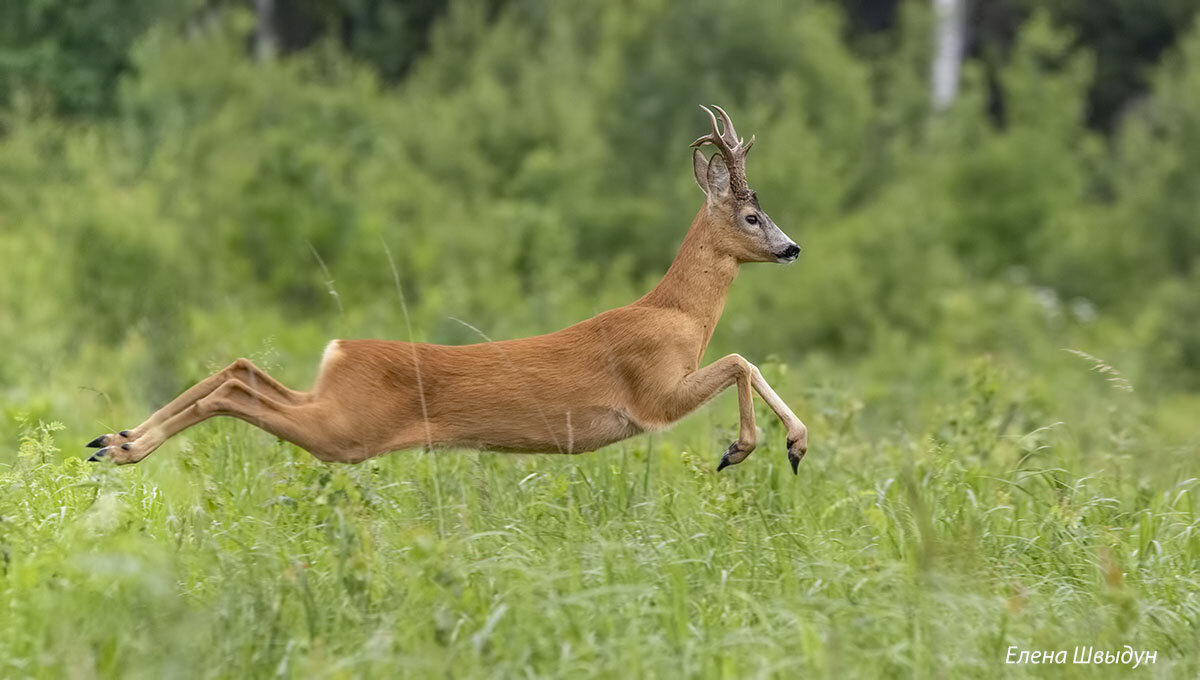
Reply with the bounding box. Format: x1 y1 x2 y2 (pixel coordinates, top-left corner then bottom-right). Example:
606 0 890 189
3 357 1197 678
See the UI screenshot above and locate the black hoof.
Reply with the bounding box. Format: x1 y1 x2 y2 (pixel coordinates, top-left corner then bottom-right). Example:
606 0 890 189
87 447 110 462
716 442 740 472
787 436 806 476
86 435 107 448
788 452 801 475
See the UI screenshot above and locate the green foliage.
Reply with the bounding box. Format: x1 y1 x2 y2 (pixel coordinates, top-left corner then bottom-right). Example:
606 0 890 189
2 1 1200 675
1031 0 1200 129
0 0 196 119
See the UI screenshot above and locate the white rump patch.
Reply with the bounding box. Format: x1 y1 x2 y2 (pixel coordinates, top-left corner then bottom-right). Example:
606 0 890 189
320 340 343 368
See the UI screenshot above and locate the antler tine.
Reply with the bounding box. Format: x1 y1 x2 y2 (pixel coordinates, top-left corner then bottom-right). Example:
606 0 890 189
690 104 755 200
711 105 743 148
690 104 724 149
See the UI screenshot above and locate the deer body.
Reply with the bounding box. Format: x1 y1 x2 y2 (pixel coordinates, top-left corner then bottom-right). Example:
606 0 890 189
87 106 809 472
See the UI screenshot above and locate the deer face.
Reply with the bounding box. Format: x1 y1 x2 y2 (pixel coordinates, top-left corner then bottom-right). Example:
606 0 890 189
735 193 799 263
691 106 799 264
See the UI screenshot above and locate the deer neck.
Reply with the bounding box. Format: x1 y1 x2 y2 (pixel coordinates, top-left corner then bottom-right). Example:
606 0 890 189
639 209 739 337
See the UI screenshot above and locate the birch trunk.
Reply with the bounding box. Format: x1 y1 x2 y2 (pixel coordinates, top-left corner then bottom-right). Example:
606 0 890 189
932 0 968 111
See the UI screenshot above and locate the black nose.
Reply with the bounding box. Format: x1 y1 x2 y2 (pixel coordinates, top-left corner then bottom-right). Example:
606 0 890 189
780 244 801 260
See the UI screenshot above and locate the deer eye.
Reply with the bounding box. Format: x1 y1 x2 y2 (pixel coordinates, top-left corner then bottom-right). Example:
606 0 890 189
745 214 759 225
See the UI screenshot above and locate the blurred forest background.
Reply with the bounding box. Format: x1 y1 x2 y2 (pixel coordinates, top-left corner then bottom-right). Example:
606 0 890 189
2 0 1199 445
5 1 1200 676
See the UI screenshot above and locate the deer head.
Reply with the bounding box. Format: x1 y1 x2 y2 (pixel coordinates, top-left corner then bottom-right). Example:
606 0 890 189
691 105 800 264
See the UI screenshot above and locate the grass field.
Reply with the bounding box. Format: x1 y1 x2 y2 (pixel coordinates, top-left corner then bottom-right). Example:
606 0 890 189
7 2 1200 677
3 354 1198 678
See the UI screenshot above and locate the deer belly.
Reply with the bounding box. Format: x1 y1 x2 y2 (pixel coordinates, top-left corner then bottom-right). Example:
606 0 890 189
445 404 643 454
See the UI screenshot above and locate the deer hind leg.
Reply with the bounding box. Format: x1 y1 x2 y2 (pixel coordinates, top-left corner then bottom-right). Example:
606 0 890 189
85 358 308 451
90 378 353 464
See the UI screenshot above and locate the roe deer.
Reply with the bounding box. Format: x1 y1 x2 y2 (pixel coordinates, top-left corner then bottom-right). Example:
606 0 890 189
86 105 809 472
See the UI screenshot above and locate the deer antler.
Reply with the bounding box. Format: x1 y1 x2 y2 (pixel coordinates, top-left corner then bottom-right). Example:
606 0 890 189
690 104 756 200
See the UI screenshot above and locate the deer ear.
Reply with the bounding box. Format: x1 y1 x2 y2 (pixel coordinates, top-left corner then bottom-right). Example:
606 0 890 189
693 148 710 194
705 153 731 202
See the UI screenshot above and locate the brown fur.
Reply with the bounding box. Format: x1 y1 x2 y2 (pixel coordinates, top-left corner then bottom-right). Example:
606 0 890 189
87 107 808 471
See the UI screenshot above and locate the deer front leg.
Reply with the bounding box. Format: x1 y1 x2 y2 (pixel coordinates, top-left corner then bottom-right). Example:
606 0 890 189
749 366 808 473
718 359 757 472
663 355 809 474
659 354 757 471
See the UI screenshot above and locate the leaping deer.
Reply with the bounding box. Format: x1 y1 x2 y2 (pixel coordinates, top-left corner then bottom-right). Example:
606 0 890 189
86 105 809 472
